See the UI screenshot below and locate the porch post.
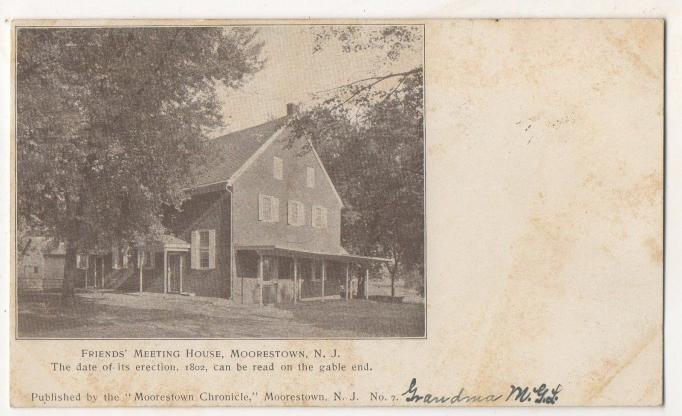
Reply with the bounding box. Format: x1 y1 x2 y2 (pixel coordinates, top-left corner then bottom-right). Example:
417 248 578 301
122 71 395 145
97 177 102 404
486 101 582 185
230 246 236 301
293 257 298 304
179 254 184 293
311 259 315 297
138 248 143 293
345 263 350 301
258 252 263 307
321 260 326 302
365 267 369 300
274 256 280 304
163 249 168 294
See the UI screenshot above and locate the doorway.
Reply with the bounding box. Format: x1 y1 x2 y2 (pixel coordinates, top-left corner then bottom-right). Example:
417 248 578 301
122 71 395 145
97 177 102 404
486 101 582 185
89 255 105 289
167 253 183 294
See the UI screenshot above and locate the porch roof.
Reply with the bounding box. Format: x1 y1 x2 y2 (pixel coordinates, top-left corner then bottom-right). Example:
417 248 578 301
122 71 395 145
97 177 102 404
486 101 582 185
149 235 190 251
234 244 392 264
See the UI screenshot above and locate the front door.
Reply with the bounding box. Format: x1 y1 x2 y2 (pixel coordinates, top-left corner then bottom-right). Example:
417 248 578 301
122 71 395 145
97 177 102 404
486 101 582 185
262 256 278 304
167 254 182 293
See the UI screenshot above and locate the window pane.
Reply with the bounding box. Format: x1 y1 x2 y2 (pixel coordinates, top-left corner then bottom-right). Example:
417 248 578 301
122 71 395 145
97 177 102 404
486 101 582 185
313 206 322 227
263 198 271 221
200 231 209 248
200 250 209 269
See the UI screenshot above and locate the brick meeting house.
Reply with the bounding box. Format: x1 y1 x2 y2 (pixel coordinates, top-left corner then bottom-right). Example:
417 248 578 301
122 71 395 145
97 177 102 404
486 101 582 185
60 104 389 305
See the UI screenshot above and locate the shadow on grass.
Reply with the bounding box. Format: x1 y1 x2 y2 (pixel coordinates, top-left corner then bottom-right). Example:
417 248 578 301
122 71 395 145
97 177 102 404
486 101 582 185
17 292 217 338
17 293 425 338
276 299 425 338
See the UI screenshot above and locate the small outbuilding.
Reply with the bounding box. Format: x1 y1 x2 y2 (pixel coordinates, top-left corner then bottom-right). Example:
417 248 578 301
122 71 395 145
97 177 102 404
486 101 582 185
18 237 65 291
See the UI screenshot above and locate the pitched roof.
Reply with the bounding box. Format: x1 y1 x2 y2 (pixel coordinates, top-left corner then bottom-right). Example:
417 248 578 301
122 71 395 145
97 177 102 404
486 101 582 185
155 234 190 246
191 117 287 188
46 242 66 256
22 237 65 256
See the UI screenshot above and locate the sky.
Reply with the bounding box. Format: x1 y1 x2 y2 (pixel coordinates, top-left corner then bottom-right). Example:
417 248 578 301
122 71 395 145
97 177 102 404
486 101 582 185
213 25 423 136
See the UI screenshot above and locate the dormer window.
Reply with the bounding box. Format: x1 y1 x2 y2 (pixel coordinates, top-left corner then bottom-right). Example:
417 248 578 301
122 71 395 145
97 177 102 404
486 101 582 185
273 156 283 180
306 167 315 188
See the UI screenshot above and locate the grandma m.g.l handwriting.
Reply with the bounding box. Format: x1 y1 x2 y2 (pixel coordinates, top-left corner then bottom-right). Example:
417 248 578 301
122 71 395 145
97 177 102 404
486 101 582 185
401 378 562 405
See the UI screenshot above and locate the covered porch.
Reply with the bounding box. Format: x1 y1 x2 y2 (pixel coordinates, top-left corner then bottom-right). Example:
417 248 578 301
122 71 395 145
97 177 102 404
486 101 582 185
232 244 391 306
138 235 191 295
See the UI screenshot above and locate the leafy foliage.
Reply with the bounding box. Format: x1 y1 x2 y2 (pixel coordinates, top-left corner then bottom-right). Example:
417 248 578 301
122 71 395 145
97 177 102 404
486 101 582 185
312 25 422 62
291 26 424 294
17 27 263 248
16 27 264 298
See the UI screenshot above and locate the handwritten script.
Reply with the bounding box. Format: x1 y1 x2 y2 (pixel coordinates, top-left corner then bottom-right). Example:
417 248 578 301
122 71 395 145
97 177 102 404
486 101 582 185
401 378 562 405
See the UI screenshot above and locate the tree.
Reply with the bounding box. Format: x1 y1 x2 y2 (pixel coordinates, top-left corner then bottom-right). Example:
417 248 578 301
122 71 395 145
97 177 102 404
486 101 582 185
289 26 424 297
16 27 264 302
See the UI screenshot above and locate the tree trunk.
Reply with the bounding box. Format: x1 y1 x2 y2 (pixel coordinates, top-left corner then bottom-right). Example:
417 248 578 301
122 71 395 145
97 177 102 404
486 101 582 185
62 191 83 306
61 239 78 305
390 262 398 298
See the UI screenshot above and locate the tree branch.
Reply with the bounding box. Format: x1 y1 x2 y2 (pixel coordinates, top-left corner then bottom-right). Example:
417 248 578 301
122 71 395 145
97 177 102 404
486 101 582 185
315 67 421 95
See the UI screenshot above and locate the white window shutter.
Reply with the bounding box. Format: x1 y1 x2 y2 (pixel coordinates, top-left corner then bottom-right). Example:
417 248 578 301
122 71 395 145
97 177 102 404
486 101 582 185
208 229 216 269
122 246 129 269
191 231 199 269
322 207 328 228
288 200 294 225
272 197 279 222
312 205 321 228
299 202 305 226
112 245 120 269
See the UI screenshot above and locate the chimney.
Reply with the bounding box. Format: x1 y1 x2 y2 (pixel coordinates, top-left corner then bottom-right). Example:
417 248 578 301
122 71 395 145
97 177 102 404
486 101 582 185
286 103 299 116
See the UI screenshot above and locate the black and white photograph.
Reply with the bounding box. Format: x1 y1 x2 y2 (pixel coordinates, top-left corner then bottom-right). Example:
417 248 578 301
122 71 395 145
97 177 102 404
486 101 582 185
15 24 426 339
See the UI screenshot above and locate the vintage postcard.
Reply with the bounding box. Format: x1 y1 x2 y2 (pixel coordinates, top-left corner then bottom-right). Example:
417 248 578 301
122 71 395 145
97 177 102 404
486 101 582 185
10 19 663 407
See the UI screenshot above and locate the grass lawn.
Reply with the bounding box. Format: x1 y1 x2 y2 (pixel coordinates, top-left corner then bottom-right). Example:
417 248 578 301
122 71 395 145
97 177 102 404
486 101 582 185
17 291 425 338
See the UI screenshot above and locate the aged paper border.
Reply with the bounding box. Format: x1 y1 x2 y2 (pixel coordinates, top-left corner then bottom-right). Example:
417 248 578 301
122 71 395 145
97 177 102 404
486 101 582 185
1 1 679 415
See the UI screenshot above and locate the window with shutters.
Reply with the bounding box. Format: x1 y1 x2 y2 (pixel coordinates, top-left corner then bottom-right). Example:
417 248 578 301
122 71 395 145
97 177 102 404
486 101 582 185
273 156 283 180
122 246 131 269
306 167 315 188
312 205 328 228
113 245 132 269
288 200 305 226
258 194 279 223
191 229 216 270
199 231 210 269
76 254 89 269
